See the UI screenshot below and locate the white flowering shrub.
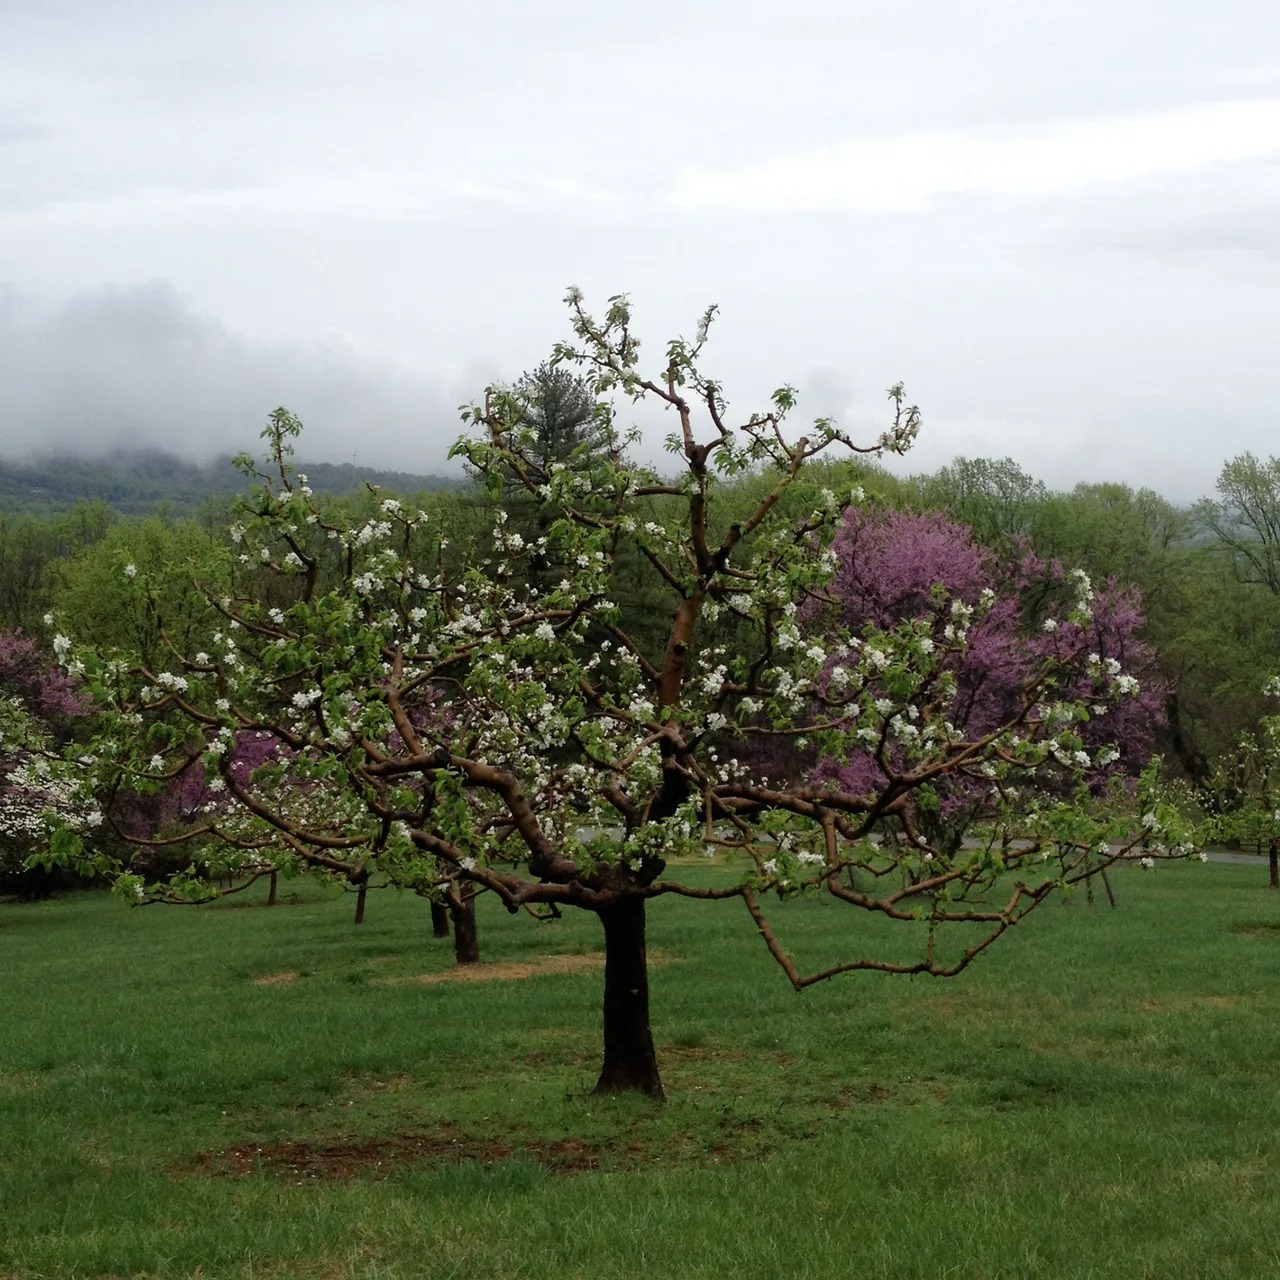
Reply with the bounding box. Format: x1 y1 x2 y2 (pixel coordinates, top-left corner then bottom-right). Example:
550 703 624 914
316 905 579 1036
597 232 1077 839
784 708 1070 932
39 291 1196 1099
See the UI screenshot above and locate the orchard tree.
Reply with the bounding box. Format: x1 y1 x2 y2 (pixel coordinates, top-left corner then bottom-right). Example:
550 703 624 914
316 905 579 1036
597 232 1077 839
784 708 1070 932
43 292 1194 1100
1202 683 1280 888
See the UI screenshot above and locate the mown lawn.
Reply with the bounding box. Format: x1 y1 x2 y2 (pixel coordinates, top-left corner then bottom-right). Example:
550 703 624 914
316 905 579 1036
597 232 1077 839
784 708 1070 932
3 860 1280 1278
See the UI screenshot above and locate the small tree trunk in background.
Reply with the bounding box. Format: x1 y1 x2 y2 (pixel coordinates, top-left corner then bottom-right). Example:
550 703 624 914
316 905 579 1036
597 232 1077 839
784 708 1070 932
1100 867 1117 908
431 900 450 937
1270 838 1278 889
267 870 278 907
353 877 368 925
594 896 664 1100
450 892 480 965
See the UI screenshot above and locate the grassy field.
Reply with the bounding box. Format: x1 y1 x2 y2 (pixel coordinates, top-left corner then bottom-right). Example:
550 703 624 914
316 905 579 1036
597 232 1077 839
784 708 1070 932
4 860 1280 1278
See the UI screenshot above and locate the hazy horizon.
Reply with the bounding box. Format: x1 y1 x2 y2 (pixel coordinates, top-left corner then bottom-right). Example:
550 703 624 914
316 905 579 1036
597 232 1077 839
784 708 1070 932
5 2 1280 503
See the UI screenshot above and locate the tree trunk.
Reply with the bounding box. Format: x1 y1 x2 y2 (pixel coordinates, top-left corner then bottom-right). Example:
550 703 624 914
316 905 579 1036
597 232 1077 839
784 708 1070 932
594 896 664 1100
1100 867 1117 908
353 877 368 925
267 870 278 907
431 900 450 938
1270 838 1278 890
450 894 480 965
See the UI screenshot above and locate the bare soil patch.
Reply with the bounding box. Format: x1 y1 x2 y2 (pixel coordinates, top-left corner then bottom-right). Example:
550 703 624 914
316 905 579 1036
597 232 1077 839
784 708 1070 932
1235 921 1280 937
386 949 672 985
0 1071 41 1095
409 953 605 984
1141 994 1243 1013
250 972 299 986
186 1125 607 1180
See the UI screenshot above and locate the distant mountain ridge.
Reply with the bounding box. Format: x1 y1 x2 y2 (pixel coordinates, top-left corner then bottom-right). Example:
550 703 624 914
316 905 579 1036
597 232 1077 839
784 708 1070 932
0 450 466 516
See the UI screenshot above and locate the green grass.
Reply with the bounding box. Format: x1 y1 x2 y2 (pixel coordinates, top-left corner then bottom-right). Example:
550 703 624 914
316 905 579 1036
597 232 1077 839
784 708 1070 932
5 862 1280 1277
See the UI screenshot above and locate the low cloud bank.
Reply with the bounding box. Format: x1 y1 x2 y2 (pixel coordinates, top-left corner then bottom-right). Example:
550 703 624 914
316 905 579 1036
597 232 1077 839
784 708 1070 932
0 282 470 471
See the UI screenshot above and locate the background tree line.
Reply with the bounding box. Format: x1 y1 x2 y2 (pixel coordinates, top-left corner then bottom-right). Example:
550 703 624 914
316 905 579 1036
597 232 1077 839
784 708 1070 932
4 371 1280 849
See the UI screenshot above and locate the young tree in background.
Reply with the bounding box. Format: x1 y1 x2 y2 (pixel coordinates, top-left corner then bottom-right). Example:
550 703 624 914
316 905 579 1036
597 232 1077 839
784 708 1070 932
1202 683 1280 888
54 517 232 671
510 362 609 472
915 456 1047 544
1195 453 1280 596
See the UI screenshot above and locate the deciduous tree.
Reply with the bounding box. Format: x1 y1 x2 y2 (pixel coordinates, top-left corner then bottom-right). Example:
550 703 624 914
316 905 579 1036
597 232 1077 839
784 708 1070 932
41 293 1194 1100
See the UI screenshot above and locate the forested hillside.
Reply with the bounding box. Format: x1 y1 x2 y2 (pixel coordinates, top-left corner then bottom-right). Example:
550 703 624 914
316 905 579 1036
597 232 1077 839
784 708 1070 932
0 449 464 516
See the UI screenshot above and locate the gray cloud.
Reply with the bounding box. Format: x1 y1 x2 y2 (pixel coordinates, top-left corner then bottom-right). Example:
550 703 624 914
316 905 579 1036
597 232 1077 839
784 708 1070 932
4 0 1280 504
0 283 472 469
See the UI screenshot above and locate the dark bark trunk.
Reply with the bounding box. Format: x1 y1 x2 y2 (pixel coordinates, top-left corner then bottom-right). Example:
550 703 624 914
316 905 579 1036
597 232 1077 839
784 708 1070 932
1270 839 1278 890
594 896 664 1100
267 870 278 907
450 894 480 965
1166 693 1211 790
1100 867 1117 908
431 900 451 937
353 878 368 925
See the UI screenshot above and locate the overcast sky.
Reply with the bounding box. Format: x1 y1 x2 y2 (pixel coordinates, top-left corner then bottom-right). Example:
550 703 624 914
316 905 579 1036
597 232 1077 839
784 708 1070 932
3 0 1280 498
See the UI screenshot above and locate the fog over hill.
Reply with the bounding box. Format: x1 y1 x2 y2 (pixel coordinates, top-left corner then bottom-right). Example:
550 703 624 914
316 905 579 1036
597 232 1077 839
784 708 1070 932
0 282 478 474
0 448 465 516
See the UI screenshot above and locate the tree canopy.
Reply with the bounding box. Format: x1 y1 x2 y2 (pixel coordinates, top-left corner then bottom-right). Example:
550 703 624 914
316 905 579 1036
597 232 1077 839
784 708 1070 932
33 293 1194 1099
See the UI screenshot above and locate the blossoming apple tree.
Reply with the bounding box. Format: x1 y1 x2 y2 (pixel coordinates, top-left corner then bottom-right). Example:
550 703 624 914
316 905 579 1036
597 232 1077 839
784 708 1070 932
42 292 1194 1099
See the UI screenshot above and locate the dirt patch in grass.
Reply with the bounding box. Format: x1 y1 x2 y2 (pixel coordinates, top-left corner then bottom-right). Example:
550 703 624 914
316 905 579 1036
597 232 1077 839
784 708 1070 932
1235 921 1280 937
0 1071 41 1095
920 993 1013 1019
251 972 299 986
386 950 672 985
1142 994 1244 1013
827 1082 894 1110
412 953 605 983
183 1103 768 1183
186 1125 607 1180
